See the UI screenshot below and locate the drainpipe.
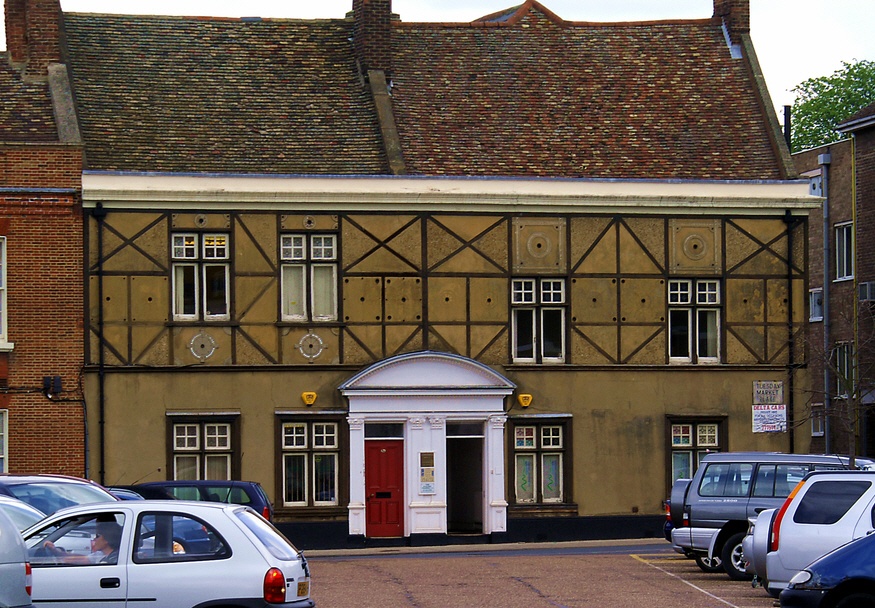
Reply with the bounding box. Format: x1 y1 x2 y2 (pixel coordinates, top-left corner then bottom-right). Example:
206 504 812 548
819 151 832 454
91 202 108 484
785 210 796 453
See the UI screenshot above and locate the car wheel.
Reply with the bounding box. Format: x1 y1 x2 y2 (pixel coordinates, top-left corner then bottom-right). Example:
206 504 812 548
834 593 875 608
694 554 724 573
721 532 753 581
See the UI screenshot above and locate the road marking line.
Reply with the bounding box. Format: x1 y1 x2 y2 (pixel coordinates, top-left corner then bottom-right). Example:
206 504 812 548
631 554 740 608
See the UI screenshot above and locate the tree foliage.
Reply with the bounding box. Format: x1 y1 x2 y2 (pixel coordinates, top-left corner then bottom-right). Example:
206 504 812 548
790 60 875 152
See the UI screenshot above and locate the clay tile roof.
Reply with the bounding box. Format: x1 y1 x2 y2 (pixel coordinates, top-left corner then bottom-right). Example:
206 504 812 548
391 4 782 179
62 13 389 174
0 55 58 142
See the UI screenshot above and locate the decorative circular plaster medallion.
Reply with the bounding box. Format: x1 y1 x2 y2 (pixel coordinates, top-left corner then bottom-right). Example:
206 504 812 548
303 216 316 229
526 231 553 259
297 333 325 360
189 331 217 361
195 214 208 228
682 234 708 261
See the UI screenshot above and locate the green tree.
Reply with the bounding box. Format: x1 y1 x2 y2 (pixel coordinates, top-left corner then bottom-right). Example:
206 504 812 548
790 59 875 152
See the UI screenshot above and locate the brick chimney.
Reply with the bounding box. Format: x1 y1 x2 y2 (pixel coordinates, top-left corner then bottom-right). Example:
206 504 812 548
5 0 62 81
352 0 392 77
713 0 750 44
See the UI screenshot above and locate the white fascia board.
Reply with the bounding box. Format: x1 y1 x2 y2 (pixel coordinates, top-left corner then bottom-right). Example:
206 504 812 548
82 173 819 215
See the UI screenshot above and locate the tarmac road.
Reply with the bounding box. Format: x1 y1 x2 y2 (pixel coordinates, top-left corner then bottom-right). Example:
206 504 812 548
307 540 777 607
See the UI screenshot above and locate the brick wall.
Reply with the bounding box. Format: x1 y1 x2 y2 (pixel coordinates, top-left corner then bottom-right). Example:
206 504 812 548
0 143 84 475
4 0 62 79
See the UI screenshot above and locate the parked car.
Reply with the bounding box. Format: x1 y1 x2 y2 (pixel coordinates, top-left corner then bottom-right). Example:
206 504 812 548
107 485 175 500
134 480 274 520
0 496 45 531
780 531 875 607
0 507 32 608
22 501 314 607
668 452 851 580
744 470 875 598
0 475 117 515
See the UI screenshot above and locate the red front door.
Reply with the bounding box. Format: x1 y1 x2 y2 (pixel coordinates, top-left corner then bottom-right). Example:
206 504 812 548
365 440 404 537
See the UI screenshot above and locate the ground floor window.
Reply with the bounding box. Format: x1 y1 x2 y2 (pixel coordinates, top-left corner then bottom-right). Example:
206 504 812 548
509 418 570 504
280 418 343 507
169 416 239 480
668 417 724 485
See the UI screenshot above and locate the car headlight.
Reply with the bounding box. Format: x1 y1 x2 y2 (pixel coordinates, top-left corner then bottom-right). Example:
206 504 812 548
788 570 814 589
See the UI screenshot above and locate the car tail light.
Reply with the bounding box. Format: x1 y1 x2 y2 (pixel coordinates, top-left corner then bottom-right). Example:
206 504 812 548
25 562 32 597
262 506 271 520
263 567 286 603
770 479 805 552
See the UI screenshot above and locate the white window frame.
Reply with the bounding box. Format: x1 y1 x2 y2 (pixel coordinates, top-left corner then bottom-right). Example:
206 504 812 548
281 421 339 507
834 342 854 398
670 420 722 483
511 278 566 363
171 233 230 321
172 421 233 480
280 234 338 322
835 222 854 281
811 403 825 437
668 279 721 364
809 288 824 322
0 410 6 473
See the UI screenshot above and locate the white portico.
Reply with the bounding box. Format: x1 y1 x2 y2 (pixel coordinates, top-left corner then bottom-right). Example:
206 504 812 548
339 351 515 539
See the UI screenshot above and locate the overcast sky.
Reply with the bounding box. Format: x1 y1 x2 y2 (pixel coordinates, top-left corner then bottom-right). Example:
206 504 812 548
3 0 873 119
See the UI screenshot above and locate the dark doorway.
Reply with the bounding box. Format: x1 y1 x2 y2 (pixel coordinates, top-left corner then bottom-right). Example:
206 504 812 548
447 437 483 534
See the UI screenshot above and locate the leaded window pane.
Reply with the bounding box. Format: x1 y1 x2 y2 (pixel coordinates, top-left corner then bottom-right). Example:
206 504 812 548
542 454 562 501
281 235 306 261
515 426 536 449
515 454 536 502
283 423 307 449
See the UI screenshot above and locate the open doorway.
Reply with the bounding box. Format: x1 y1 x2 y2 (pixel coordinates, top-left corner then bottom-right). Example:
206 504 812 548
447 422 484 534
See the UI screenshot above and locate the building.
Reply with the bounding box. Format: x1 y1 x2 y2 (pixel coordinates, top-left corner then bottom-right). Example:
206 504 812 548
1 0 84 474
10 0 817 546
796 103 875 459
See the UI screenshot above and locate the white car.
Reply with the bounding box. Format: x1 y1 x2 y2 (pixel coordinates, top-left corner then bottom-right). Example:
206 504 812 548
743 470 875 598
0 496 45 531
21 501 314 607
0 507 32 608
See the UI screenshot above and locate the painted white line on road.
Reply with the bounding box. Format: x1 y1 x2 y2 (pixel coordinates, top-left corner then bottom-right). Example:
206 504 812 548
631 555 740 608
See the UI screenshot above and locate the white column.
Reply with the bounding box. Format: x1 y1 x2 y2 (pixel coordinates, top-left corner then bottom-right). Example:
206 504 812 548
485 414 508 533
347 417 366 535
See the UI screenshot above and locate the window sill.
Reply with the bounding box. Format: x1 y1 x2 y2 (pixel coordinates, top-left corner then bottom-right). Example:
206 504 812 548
0 342 14 352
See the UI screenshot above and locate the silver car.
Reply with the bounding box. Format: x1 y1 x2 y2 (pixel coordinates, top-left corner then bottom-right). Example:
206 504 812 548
0 507 32 608
743 470 875 598
22 501 314 607
0 496 44 531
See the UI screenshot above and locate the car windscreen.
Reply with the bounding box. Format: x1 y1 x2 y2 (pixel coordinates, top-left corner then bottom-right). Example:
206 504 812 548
234 509 299 560
7 482 114 514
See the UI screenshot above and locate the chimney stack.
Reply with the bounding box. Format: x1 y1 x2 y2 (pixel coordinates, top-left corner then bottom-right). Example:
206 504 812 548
352 0 393 77
713 0 750 44
5 0 62 81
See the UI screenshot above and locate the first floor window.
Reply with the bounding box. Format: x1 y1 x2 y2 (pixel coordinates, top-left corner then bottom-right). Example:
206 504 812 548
172 233 230 321
281 233 338 322
511 419 568 503
281 420 339 506
171 418 237 480
669 418 723 484
0 237 7 344
668 279 720 363
0 410 6 473
834 342 854 397
511 278 566 363
835 222 854 281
